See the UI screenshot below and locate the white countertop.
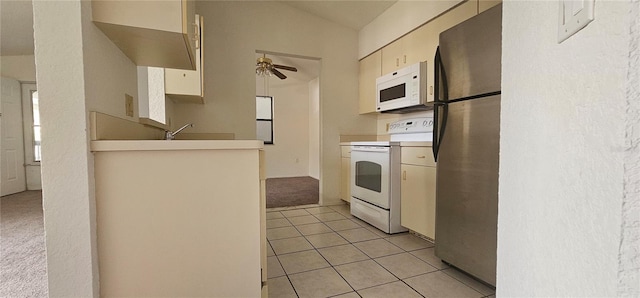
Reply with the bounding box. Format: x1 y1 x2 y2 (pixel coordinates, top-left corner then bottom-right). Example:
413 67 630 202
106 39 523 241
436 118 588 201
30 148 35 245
399 141 433 147
91 140 264 152
339 141 433 147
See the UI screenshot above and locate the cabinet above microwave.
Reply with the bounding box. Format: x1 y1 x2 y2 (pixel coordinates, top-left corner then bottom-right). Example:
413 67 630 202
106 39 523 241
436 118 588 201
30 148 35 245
92 0 197 70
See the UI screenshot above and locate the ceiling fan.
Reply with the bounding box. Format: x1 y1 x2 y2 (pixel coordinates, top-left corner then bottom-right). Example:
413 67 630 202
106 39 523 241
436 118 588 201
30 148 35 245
256 54 298 79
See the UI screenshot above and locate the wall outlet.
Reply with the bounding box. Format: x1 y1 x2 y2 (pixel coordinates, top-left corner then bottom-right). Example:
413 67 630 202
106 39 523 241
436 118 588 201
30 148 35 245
125 94 134 117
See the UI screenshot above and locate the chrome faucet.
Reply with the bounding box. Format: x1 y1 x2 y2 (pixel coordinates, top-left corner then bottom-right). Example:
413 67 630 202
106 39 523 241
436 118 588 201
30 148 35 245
165 123 193 140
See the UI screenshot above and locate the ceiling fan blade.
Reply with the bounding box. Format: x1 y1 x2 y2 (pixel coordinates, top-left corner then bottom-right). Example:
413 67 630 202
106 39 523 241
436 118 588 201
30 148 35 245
271 68 287 79
273 64 298 72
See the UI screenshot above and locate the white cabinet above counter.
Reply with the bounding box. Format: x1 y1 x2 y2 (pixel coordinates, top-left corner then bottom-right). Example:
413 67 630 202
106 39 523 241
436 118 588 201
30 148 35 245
165 14 205 103
92 0 197 70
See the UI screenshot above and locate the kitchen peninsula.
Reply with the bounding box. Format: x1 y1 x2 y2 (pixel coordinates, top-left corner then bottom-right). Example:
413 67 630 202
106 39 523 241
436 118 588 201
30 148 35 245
91 140 266 297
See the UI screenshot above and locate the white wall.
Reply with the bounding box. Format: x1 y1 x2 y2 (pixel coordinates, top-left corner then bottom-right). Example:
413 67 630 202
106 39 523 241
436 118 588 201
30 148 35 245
174 1 377 204
358 0 463 59
499 1 639 296
33 0 139 295
257 75 311 178
309 77 320 179
0 55 36 82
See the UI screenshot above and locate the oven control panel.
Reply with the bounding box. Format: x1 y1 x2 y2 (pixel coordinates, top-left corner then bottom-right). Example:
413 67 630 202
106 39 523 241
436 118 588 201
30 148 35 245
388 117 434 134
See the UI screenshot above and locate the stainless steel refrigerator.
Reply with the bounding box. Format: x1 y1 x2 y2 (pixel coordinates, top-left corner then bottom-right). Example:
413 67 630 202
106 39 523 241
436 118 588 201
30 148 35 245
432 4 502 287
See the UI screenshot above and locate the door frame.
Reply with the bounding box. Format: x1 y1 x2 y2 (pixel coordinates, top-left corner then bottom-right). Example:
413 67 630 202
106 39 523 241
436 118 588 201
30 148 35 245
21 83 42 190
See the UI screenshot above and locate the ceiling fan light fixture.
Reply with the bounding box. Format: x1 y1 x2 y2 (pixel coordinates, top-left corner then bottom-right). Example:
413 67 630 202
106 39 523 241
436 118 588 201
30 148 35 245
256 54 297 79
256 56 273 77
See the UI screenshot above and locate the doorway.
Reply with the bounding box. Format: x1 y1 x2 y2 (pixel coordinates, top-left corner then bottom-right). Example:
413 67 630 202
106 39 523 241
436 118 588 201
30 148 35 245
1 76 26 196
255 51 321 208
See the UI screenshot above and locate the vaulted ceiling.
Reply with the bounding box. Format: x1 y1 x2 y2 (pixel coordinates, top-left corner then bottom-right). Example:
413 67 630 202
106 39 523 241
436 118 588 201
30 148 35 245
0 1 397 56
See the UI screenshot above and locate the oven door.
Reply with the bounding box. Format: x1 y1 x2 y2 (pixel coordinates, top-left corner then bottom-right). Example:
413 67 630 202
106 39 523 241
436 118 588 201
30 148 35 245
350 146 391 209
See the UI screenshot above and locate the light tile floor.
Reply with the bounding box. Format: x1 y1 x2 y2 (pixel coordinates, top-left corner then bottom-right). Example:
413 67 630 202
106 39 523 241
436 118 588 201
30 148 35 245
266 203 496 298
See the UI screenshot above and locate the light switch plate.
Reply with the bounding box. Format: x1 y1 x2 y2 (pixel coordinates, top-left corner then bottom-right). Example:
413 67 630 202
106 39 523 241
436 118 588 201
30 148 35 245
558 0 595 43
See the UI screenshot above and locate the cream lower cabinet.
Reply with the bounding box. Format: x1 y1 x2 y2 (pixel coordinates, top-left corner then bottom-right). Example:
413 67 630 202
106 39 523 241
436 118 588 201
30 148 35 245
93 142 264 297
340 145 351 202
400 146 436 239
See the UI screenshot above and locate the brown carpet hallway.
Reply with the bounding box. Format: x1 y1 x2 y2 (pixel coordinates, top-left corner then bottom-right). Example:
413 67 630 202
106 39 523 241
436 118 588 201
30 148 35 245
1 190 48 297
266 176 319 208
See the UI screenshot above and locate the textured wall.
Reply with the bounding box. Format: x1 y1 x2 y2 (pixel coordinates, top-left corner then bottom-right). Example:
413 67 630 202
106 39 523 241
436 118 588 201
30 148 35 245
174 1 377 204
619 0 640 295
0 55 36 82
33 0 139 295
32 1 97 296
499 1 637 296
257 76 311 178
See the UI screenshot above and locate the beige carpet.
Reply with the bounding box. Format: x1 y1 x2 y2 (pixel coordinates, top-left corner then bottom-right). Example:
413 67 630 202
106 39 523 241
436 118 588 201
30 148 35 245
266 176 319 208
1 191 48 298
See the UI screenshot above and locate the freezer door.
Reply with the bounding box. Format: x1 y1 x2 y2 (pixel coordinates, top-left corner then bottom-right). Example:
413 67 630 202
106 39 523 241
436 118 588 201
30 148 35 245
438 4 502 100
434 95 500 286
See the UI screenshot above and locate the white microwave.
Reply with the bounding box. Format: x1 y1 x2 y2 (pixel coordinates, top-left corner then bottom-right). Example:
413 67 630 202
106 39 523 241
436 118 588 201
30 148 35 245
376 61 427 112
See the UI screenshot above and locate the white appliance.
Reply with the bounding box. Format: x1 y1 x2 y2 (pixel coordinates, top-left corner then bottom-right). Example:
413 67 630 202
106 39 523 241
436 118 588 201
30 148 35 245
376 62 428 112
350 117 433 234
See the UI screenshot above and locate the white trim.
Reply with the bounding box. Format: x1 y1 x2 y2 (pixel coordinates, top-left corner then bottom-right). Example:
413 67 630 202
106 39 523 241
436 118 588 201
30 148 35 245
21 83 38 165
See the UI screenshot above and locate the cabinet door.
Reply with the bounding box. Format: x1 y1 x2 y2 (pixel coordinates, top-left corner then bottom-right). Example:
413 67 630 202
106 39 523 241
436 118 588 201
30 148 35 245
402 28 431 68
165 15 204 103
341 157 351 202
418 0 478 103
401 164 436 239
358 51 381 114
380 39 404 74
92 0 197 70
479 0 502 13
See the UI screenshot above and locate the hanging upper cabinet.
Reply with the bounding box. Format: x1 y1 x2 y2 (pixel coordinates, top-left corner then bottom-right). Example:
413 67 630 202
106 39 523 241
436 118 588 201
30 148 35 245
165 15 204 104
92 0 197 70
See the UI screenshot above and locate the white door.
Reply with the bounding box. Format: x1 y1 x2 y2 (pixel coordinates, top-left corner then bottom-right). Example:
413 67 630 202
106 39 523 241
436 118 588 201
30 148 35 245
1 76 26 196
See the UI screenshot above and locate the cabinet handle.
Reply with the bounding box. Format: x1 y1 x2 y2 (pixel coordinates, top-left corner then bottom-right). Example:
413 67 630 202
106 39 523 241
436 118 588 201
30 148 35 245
192 23 200 49
403 55 406 63
417 156 426 159
430 86 434 95
403 170 407 180
396 58 399 67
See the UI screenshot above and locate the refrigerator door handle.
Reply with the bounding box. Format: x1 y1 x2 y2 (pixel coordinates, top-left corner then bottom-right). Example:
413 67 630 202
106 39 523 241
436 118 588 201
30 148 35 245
433 47 449 161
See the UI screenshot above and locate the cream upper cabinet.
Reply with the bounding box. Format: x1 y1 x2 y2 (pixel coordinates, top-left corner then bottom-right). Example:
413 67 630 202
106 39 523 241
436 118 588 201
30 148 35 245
358 51 381 114
340 145 352 202
165 15 204 104
405 0 478 103
382 32 430 75
92 0 197 70
380 39 405 74
479 0 502 13
400 146 436 239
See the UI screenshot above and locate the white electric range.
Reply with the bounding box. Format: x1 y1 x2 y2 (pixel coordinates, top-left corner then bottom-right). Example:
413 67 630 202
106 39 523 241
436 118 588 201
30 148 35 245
350 117 434 233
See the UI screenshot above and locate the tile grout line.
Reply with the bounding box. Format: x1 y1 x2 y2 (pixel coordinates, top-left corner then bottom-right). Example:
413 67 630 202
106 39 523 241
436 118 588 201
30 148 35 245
271 204 491 297
279 211 360 296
